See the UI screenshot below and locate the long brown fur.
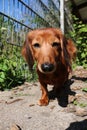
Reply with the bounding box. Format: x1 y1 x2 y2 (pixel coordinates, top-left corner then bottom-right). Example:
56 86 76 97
22 28 77 106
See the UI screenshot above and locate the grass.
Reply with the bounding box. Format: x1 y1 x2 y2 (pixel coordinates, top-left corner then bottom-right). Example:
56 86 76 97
73 100 87 108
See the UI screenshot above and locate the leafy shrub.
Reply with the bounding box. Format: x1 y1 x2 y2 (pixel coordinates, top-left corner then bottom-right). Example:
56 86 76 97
69 16 87 68
29 62 38 82
0 33 37 90
0 44 38 90
0 45 25 90
82 88 87 92
0 16 29 90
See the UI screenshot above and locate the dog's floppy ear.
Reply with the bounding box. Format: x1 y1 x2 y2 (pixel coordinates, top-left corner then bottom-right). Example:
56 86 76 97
60 36 72 72
60 35 77 72
21 38 34 71
67 39 77 61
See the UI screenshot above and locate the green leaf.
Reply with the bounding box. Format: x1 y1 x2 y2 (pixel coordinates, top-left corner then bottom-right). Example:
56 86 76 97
81 53 86 58
73 100 78 105
0 77 4 82
82 88 87 92
2 65 8 71
0 72 5 83
79 103 87 107
12 62 17 67
0 72 5 79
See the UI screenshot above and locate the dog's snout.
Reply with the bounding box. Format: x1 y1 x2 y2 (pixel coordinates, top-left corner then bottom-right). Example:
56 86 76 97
41 63 54 73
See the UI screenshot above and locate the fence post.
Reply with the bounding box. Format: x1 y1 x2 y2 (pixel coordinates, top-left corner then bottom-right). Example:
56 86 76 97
60 0 64 33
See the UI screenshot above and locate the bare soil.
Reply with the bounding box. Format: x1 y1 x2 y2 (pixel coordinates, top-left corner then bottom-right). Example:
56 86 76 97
0 67 87 130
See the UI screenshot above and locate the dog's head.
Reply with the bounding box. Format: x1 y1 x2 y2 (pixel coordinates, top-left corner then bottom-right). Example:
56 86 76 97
22 28 76 73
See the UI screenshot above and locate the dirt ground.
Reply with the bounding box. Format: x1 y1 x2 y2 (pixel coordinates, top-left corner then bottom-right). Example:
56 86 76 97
0 66 87 130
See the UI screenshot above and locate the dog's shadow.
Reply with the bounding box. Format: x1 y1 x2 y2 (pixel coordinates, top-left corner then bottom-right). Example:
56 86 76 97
66 119 87 130
48 78 75 107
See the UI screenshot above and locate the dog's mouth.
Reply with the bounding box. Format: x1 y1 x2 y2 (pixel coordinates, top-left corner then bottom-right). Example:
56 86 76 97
38 62 56 74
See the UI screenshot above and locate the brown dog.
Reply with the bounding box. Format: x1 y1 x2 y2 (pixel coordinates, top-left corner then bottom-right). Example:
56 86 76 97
22 28 76 106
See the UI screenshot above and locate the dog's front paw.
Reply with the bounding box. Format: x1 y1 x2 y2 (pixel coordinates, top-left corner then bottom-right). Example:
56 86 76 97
38 99 49 106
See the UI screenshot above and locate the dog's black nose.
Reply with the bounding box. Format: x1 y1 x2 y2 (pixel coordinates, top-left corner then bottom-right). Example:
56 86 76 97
41 63 54 72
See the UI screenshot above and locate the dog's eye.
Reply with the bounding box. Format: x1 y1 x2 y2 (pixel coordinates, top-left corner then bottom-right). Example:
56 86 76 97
33 43 40 48
52 42 60 47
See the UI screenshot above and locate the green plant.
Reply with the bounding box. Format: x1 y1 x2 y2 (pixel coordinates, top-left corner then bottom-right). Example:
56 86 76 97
0 45 25 90
82 88 87 92
0 15 27 90
0 42 38 91
73 100 87 108
69 16 87 68
73 100 78 105
24 61 38 83
0 25 25 90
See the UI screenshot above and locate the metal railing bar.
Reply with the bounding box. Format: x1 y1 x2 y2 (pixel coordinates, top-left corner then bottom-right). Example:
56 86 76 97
50 0 60 11
18 0 51 27
38 0 60 23
7 42 23 47
0 12 32 29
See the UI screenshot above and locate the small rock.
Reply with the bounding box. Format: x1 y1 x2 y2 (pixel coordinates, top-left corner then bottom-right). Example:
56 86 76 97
68 95 76 103
18 86 24 91
84 93 87 98
29 104 35 107
67 104 76 112
24 82 30 86
50 105 55 110
75 107 87 117
28 117 32 119
33 83 38 86
12 90 17 94
75 93 83 98
9 96 14 99
10 124 21 130
6 98 23 104
71 86 82 91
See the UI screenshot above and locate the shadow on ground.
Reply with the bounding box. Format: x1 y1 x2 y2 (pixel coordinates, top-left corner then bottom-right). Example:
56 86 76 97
72 75 87 82
49 74 87 108
66 119 87 130
48 78 76 107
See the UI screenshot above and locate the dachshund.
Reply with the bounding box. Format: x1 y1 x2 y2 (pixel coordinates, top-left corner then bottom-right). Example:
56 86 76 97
22 28 77 106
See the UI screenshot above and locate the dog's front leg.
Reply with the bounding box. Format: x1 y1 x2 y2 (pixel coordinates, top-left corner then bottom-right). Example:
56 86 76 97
38 82 49 106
